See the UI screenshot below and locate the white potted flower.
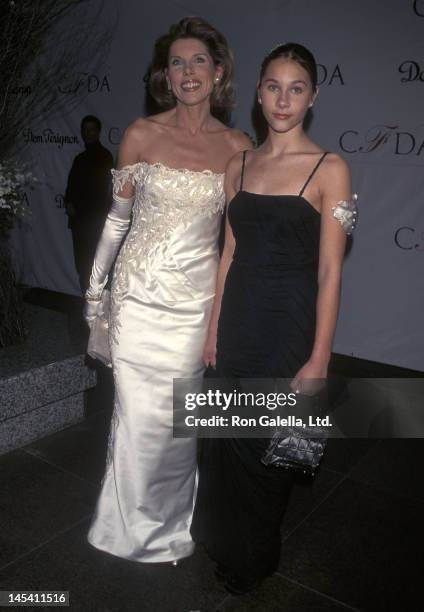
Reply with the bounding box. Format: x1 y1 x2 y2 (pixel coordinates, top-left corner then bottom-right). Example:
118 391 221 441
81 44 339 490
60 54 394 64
0 159 36 347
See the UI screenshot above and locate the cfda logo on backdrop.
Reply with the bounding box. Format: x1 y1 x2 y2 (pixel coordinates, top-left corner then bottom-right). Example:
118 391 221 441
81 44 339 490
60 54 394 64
316 64 345 86
108 127 121 146
395 227 424 251
339 125 424 156
398 61 424 82
58 73 111 94
413 0 424 16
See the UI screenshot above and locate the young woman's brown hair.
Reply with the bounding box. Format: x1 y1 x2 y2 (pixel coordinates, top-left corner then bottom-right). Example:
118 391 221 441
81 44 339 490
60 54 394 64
259 42 318 91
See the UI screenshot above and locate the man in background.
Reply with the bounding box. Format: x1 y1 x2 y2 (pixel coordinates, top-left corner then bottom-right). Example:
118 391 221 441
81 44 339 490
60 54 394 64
65 115 113 293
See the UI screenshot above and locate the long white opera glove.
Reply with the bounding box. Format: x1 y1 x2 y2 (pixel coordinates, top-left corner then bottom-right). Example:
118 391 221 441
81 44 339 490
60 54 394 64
84 193 134 326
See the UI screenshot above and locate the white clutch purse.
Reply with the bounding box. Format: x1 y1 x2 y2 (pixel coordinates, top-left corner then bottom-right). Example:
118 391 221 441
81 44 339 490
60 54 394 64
87 289 112 368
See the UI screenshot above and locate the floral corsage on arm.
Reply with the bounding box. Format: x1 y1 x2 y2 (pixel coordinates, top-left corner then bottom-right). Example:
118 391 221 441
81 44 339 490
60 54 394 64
332 193 358 235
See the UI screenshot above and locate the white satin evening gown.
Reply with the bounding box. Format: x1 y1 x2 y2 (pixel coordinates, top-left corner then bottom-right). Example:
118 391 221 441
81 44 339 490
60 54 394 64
87 161 225 562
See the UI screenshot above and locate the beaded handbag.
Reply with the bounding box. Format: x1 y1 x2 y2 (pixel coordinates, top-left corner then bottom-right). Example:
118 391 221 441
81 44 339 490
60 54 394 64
261 426 328 476
261 391 329 476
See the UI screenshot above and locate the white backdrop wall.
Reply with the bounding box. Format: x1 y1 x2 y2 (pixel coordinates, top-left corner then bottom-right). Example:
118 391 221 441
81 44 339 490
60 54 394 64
11 0 424 371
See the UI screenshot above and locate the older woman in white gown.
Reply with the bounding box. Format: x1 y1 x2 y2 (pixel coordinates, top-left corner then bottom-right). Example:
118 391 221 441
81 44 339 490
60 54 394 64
84 16 251 564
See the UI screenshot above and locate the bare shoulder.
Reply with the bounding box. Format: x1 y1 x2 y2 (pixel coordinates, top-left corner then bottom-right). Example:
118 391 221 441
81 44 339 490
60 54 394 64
226 149 246 176
320 153 352 200
118 116 164 164
223 149 246 191
222 149 244 199
126 110 181 145
123 116 161 142
321 153 351 181
225 127 254 154
207 115 253 151
117 118 155 166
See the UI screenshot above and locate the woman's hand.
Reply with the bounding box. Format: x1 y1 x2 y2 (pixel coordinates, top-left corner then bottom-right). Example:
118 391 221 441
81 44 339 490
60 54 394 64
84 297 102 328
291 357 328 396
203 332 217 368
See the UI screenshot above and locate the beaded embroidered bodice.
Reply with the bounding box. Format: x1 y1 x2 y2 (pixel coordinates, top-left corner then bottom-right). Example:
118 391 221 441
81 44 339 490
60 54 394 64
112 162 225 266
109 162 225 343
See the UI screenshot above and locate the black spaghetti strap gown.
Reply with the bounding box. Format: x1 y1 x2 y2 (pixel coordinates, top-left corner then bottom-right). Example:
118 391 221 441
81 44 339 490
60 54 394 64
191 152 327 584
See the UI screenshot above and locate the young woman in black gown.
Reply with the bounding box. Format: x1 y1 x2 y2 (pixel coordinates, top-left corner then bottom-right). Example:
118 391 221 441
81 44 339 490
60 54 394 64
191 43 356 594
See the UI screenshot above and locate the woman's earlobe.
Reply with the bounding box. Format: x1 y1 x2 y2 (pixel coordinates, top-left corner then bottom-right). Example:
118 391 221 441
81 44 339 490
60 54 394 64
215 65 224 83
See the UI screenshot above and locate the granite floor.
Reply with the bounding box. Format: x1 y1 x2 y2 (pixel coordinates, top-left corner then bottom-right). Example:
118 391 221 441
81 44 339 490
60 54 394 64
0 291 422 611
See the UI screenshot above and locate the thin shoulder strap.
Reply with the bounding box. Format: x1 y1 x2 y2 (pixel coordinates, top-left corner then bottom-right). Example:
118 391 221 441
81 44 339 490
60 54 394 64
239 150 247 191
299 152 328 196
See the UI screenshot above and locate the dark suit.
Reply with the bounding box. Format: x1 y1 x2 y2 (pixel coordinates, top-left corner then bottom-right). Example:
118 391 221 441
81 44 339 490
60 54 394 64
65 141 113 292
